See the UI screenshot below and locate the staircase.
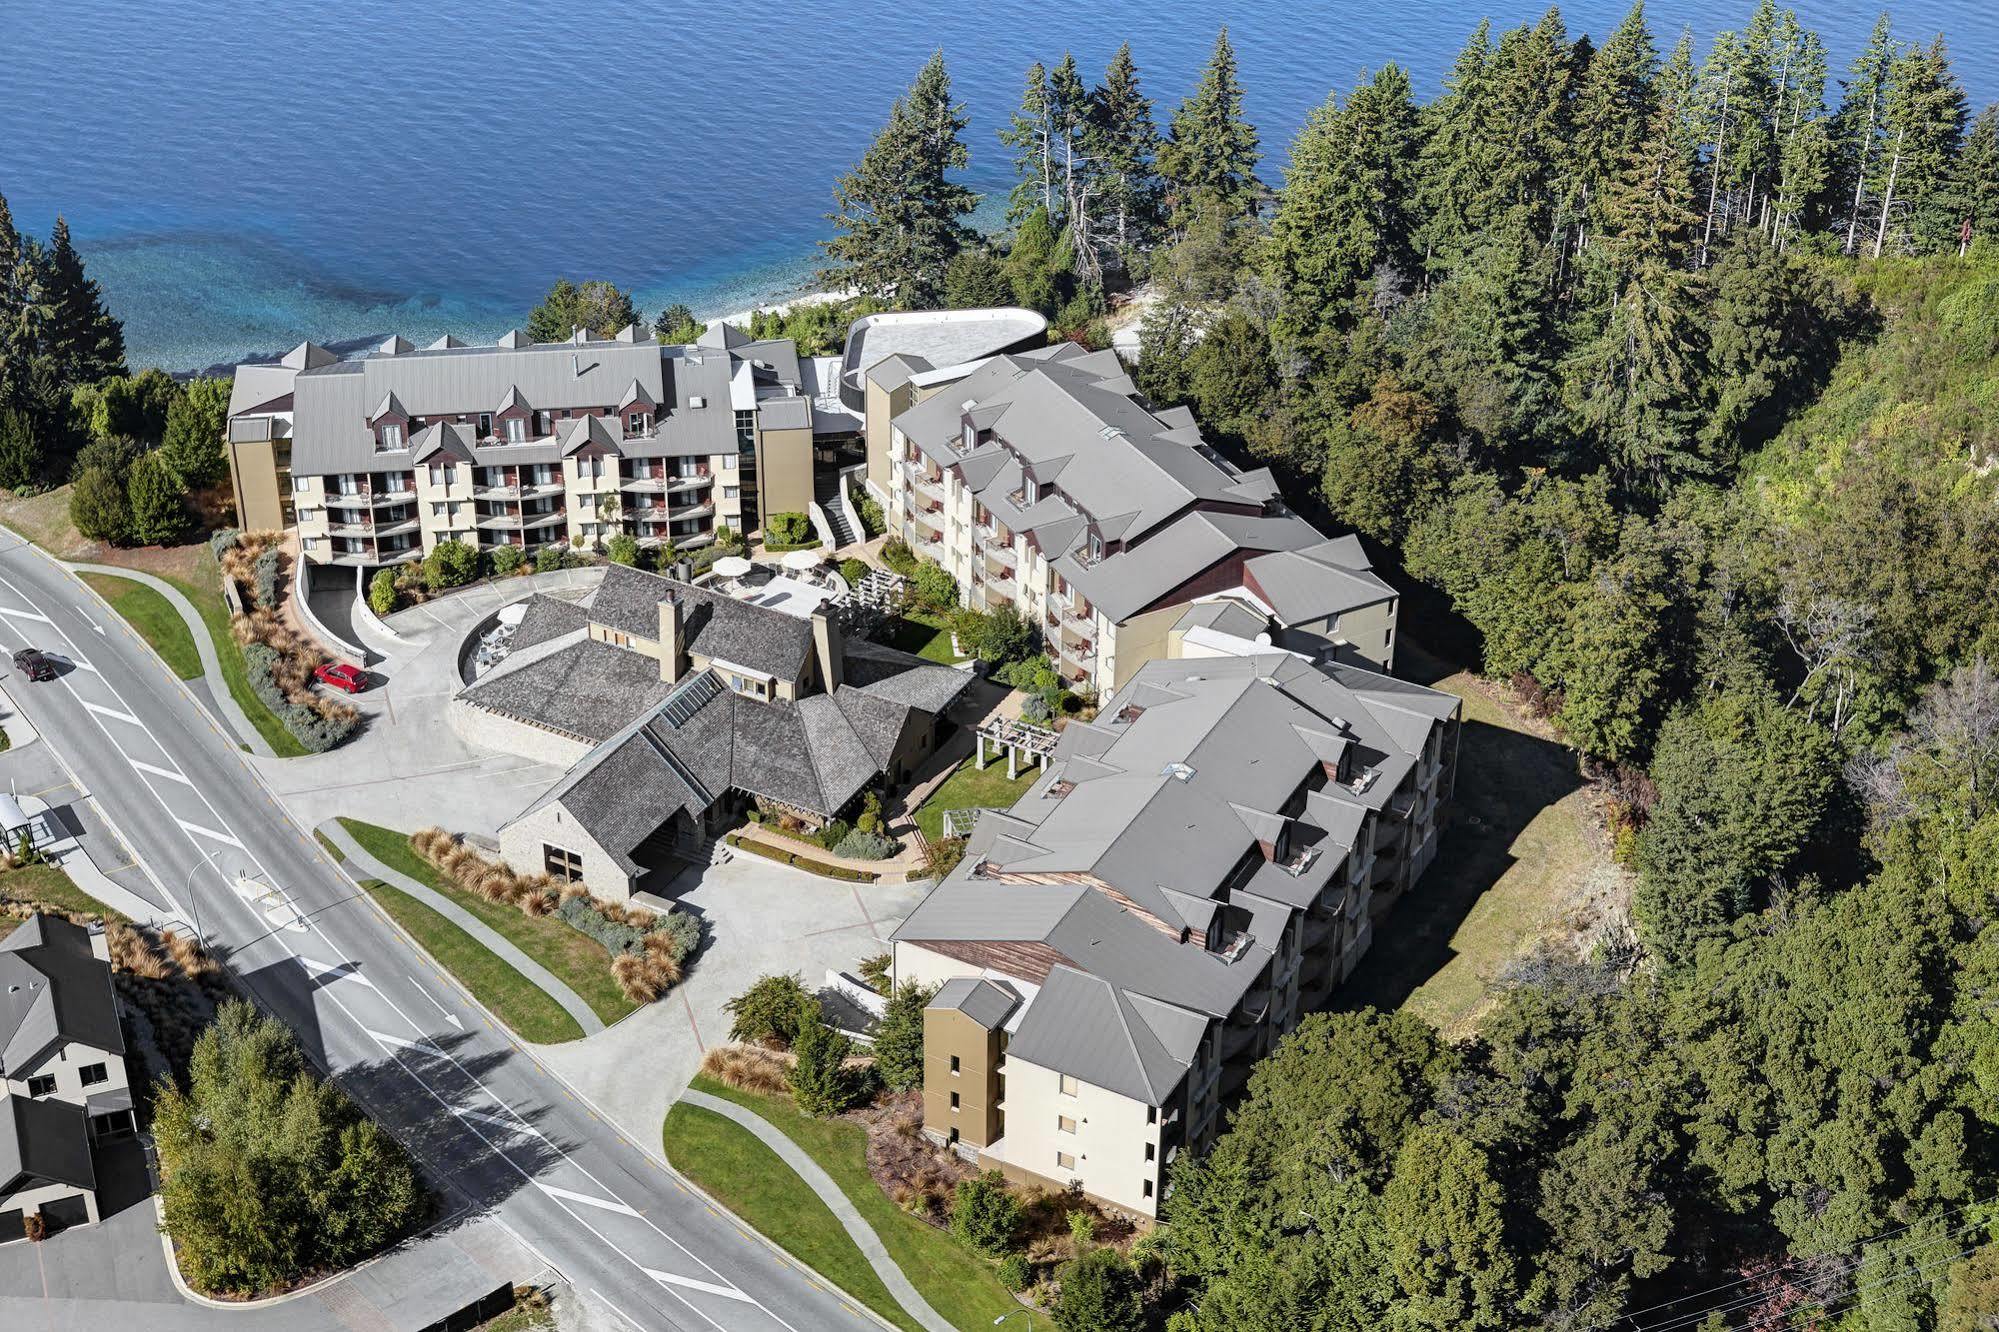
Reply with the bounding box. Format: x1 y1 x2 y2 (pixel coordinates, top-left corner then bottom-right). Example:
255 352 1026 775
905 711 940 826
816 472 858 549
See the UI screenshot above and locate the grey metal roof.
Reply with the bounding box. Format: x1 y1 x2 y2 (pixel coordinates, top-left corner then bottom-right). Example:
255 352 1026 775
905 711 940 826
1006 965 1204 1104
928 977 1021 1029
755 396 812 432
0 915 124 1077
1243 540 1396 622
0 1094 94 1197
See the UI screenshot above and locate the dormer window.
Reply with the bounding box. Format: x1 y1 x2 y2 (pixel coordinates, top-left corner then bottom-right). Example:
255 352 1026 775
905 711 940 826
535 410 552 436
478 412 493 438
628 411 650 434
378 423 403 450
962 421 976 452
1023 477 1039 505
505 416 527 443
1087 531 1104 562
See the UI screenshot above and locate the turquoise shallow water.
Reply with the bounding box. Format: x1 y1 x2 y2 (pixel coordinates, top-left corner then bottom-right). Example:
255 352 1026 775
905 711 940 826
4 0 1992 372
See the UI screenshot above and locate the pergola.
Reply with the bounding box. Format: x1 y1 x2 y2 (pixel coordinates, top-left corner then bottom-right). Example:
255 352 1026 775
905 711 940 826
974 716 1057 780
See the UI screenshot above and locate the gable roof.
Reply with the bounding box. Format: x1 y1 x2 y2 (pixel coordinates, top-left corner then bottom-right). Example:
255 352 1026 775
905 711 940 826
0 1095 94 1197
589 564 817 683
0 914 123 1076
1006 965 1205 1103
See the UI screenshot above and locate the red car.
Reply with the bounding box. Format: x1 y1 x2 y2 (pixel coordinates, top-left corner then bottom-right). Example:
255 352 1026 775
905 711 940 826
314 662 370 694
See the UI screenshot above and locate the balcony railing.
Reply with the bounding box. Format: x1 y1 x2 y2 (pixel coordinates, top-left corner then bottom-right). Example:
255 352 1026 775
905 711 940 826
473 483 520 500
476 514 524 530
667 473 714 492
902 460 945 503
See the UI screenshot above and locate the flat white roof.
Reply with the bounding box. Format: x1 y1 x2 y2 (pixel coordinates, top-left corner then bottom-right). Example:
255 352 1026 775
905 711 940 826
843 308 1048 388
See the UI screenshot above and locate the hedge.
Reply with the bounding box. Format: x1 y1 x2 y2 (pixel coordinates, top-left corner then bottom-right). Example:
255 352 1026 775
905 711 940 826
832 829 897 861
724 834 876 882
242 642 358 753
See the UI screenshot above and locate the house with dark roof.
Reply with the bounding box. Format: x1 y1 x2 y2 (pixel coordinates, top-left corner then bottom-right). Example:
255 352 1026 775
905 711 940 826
0 915 134 1241
893 652 1459 1218
466 565 973 899
879 342 1401 696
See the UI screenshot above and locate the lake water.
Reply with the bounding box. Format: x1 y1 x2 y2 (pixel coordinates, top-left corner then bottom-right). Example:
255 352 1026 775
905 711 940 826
4 0 1993 372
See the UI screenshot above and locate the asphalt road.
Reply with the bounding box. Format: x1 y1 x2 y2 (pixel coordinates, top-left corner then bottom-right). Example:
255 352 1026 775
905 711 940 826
0 531 883 1332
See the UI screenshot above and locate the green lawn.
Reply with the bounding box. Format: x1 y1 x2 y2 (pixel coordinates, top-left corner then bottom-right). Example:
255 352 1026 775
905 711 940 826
663 1102 920 1332
81 573 203 680
336 819 637 1026
0 863 128 923
360 878 583 1043
159 552 307 757
879 610 964 664
913 758 1042 843
688 1076 1019 1331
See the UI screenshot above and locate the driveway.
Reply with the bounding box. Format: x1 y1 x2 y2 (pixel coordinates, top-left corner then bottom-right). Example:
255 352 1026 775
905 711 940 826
253 569 598 839
533 850 930 1145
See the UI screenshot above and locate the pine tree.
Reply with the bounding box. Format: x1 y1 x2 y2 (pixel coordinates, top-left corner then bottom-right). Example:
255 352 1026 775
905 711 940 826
41 217 125 387
1961 103 1999 254
1490 8 1578 242
1269 65 1418 354
789 1007 859 1116
0 406 41 491
1768 22 1833 243
126 448 188 545
1563 263 1708 495
1414 21 1502 270
1159 28 1262 229
822 53 976 307
1085 43 1164 263
998 62 1056 225
1834 14 1898 255
1873 37 1969 256
159 376 232 487
872 981 932 1093
0 194 22 398
1567 1 1660 257
1383 1127 1519 1330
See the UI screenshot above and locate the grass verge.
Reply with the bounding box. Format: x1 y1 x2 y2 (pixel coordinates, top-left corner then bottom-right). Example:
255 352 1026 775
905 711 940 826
336 818 636 1026
690 1075 1019 1330
913 760 1041 843
663 1101 921 1332
81 573 203 680
159 551 307 757
0 862 128 923
360 878 583 1044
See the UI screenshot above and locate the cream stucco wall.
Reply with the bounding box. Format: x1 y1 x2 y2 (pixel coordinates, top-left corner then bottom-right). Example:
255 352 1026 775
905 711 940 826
993 1054 1167 1219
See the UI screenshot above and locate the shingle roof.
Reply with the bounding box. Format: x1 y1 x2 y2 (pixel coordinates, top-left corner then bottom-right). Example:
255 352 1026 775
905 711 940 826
589 565 816 683
460 634 674 744
0 914 123 1076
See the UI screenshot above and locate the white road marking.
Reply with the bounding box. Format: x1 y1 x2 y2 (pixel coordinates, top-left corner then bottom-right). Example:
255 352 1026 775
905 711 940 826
454 1106 519 1132
0 606 51 623
645 1270 753 1303
300 956 378 990
365 1029 442 1057
413 980 465 1030
131 759 192 786
83 699 143 726
176 819 244 849
538 1182 644 1218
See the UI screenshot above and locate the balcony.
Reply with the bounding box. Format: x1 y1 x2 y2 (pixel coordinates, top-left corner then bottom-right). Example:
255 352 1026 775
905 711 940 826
907 526 944 557
371 482 416 505
375 517 421 538
670 499 715 520
981 540 1017 573
666 472 714 493
476 513 524 530
906 508 944 541
325 490 372 509
473 482 520 500
902 460 946 504
522 509 568 530
521 479 565 499
621 474 672 493
327 519 374 538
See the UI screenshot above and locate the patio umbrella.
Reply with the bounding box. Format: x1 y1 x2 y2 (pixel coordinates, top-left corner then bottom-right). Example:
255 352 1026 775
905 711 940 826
781 548 823 572
712 555 754 578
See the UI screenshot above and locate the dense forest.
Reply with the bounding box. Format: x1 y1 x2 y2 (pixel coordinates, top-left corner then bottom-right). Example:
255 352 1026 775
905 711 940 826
824 4 1999 1328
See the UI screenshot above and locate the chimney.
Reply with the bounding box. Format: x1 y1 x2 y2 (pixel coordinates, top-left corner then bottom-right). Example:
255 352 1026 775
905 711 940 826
658 596 686 684
810 608 843 694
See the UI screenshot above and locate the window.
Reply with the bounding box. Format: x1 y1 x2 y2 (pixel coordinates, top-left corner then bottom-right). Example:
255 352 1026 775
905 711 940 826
1146 1105 1158 1126
478 412 493 437
722 453 736 470
432 502 447 517
293 477 310 493
628 411 648 434
1144 1142 1155 1162
1023 477 1039 505
723 486 739 499
428 464 444 485
1055 1151 1075 1170
950 1092 961 1111
535 410 552 436
26 1074 55 1098
1057 1115 1077 1134
379 423 403 450
1143 1180 1154 1199
949 1055 961 1076
506 417 527 443
301 537 318 552
543 845 584 882
1058 1074 1079 1097
79 1063 108 1087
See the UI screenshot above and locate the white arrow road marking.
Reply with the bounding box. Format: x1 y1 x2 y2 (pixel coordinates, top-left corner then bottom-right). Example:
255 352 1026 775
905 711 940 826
82 700 142 726
299 957 377 990
453 1106 518 1132
131 759 192 786
365 1029 442 1057
176 819 244 849
644 1270 753 1303
538 1182 644 1217
413 980 465 1029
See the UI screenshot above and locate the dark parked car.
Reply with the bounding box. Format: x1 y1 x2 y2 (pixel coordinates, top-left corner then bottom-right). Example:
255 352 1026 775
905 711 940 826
314 662 370 694
11 648 56 682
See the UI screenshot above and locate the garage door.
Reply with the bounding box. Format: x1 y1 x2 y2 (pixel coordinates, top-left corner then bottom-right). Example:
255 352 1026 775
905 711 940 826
41 1195 89 1230
0 1209 24 1244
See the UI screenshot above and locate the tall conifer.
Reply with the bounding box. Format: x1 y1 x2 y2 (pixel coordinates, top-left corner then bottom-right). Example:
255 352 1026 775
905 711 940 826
1159 28 1262 228
1086 44 1165 262
41 218 126 387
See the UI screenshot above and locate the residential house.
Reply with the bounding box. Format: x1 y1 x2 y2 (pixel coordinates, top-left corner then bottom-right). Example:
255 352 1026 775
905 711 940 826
893 652 1459 1218
0 915 135 1241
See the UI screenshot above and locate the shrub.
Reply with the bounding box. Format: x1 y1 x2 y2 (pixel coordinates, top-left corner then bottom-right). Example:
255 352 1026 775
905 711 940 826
839 557 870 588
949 1170 1022 1257
832 829 897 861
726 974 815 1047
284 702 358 752
606 533 640 567
858 952 892 994
725 834 876 881
767 511 812 548
925 836 967 880
790 1008 862 1116
69 461 131 542
249 546 283 609
815 819 852 852
208 528 241 560
535 544 567 573
558 894 649 955
1019 694 1053 723
654 909 703 965
857 493 885 538
1053 1247 1144 1332
874 980 933 1092
855 790 884 835
880 539 918 577
487 544 526 576
367 569 398 616
713 524 745 553
424 539 479 589
997 1253 1032 1292
911 561 957 610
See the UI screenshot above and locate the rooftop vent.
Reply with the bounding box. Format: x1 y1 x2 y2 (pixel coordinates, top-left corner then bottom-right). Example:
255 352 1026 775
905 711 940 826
689 395 707 409
961 399 978 411
1162 761 1196 782
1116 704 1145 724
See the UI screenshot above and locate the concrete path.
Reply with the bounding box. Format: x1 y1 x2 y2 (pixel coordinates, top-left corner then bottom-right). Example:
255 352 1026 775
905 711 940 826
680 1089 955 1332
70 563 276 758
319 820 606 1036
